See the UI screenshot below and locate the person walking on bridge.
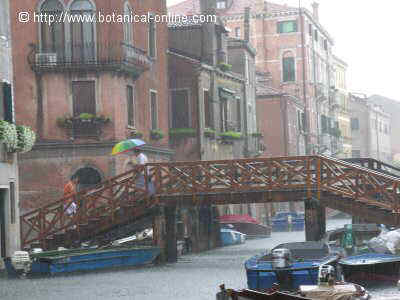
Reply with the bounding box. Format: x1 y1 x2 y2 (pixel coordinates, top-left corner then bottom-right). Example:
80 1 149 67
64 175 79 216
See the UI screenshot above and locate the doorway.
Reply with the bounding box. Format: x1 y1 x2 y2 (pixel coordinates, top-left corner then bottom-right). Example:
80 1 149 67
74 167 102 191
0 190 6 258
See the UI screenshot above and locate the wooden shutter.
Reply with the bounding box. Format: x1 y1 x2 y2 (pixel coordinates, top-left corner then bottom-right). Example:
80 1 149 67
10 182 15 224
2 83 13 123
149 19 156 58
72 81 96 116
150 91 157 130
283 57 295 82
127 85 134 126
171 90 189 128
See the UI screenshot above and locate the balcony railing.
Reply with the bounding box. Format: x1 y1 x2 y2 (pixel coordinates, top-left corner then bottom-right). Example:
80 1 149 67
28 42 152 79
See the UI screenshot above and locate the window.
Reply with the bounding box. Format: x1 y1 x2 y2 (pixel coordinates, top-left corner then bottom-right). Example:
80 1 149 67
127 85 135 126
282 52 295 82
324 39 328 51
10 182 15 224
277 21 298 34
235 27 241 38
40 0 65 57
220 98 228 132
123 2 133 44
148 15 156 58
171 90 189 128
70 0 95 61
297 110 305 132
351 118 359 130
236 98 241 131
72 81 96 116
314 29 318 42
2 82 13 123
309 24 312 36
352 150 361 158
321 115 328 133
384 124 389 134
204 90 212 128
150 90 158 130
217 0 226 9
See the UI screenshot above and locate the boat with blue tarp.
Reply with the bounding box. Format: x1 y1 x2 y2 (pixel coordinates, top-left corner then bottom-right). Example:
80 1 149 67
220 228 246 246
271 212 304 232
245 242 340 291
338 252 400 283
5 245 161 277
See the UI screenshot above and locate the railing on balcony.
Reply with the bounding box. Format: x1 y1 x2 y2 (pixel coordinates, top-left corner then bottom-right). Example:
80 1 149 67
29 42 152 77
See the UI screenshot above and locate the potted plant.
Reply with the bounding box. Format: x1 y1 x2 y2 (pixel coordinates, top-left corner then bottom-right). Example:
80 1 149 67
150 129 164 141
204 128 216 139
251 132 263 138
16 125 36 153
218 62 232 72
169 128 197 139
0 120 18 152
78 113 95 122
218 131 243 140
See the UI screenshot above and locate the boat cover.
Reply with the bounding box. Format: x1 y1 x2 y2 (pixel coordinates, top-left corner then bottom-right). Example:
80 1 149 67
299 285 357 300
220 214 261 225
271 242 330 260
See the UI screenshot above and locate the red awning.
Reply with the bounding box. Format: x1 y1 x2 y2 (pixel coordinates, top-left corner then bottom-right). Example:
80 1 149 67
219 214 260 225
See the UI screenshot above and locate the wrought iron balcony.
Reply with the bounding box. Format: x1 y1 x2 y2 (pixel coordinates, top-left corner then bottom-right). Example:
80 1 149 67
28 42 152 79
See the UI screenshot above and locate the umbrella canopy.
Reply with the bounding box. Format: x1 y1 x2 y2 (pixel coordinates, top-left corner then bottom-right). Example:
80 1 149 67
111 139 146 155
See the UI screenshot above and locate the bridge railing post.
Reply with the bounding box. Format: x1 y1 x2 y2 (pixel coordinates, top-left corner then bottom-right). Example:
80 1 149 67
306 157 311 199
316 157 321 200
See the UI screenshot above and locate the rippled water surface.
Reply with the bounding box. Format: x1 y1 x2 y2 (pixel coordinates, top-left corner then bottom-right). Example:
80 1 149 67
0 219 398 300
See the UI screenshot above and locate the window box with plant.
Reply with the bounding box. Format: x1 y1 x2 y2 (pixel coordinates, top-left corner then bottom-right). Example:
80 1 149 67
56 113 111 139
169 128 197 140
204 128 216 139
218 62 232 72
218 131 242 144
251 132 264 138
150 129 164 141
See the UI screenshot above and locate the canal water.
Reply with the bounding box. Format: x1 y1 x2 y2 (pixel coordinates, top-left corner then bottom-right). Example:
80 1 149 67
0 219 398 299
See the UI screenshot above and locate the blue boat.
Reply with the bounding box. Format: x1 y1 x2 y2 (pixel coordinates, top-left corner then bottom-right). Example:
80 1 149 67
271 212 304 232
5 246 161 277
338 252 400 283
245 242 339 291
220 228 246 246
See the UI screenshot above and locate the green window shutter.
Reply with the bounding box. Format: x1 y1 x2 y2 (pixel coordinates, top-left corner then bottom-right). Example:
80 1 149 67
283 57 295 82
3 83 13 123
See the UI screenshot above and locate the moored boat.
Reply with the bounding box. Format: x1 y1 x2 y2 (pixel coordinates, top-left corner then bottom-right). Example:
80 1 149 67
219 214 272 238
5 245 161 277
271 212 304 232
338 252 400 283
245 242 339 291
220 228 246 246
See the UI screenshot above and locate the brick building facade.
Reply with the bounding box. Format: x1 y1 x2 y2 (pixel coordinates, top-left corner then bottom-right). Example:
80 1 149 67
170 0 342 157
10 0 173 213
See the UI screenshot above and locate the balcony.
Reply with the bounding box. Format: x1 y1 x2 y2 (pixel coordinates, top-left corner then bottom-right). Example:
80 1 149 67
28 42 152 79
57 116 110 140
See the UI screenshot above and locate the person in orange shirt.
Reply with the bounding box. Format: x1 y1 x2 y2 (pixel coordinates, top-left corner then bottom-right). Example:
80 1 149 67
64 175 79 216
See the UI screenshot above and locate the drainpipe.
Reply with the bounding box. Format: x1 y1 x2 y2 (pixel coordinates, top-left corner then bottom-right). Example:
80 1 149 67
299 2 310 154
35 74 44 140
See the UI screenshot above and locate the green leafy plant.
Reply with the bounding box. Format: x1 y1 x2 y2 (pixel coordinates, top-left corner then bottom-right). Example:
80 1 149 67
130 131 143 138
78 113 95 121
218 131 243 140
150 129 164 141
251 132 263 138
0 120 18 152
218 62 232 72
169 128 197 139
16 125 36 153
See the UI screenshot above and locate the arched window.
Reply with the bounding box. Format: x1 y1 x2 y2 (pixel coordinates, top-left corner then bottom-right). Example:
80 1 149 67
123 2 133 44
70 0 95 61
282 51 295 82
74 166 102 191
40 0 65 57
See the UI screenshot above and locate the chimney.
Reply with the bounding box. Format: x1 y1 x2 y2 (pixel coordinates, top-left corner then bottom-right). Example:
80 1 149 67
244 7 250 42
200 0 216 15
312 2 319 21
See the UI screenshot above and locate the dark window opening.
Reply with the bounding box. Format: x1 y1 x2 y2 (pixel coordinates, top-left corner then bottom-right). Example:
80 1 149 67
171 90 189 128
283 56 295 82
74 167 102 191
41 0 65 58
72 81 96 116
220 98 228 132
309 24 312 36
10 182 15 224
150 91 158 130
314 29 318 42
351 118 359 130
236 98 241 131
127 85 135 126
204 90 213 129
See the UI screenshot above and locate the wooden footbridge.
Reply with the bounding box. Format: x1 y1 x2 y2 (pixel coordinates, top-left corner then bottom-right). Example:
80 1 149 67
20 155 400 250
